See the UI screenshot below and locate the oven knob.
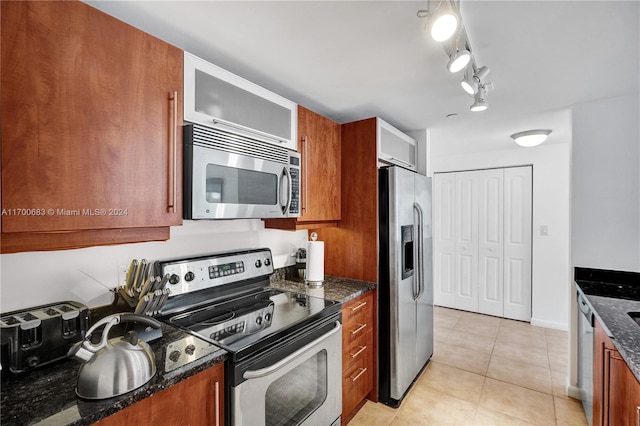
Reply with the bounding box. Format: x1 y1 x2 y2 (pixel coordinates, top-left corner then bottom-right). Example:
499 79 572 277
185 271 195 282
256 316 263 325
265 313 272 322
169 274 180 285
264 258 271 267
169 350 181 363
185 344 196 356
255 259 262 268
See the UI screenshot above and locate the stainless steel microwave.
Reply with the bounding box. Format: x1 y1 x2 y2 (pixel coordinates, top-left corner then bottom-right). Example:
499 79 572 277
183 123 300 219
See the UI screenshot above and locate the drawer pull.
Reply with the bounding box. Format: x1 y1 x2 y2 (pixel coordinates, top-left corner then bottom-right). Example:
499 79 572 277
350 367 368 382
350 301 368 312
350 345 367 359
636 405 640 426
351 323 367 336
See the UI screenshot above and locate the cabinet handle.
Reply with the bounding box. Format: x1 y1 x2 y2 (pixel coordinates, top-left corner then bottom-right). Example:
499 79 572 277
351 323 367 336
350 301 367 312
388 156 414 169
301 135 308 214
167 91 178 213
636 406 639 426
350 345 367 359
214 380 220 426
350 367 368 382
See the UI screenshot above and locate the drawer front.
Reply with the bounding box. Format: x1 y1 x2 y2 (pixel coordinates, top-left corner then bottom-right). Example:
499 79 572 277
343 329 373 370
342 292 373 328
342 345 374 417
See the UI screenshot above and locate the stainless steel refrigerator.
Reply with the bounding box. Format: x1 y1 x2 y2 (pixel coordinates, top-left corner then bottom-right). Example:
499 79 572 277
378 165 433 407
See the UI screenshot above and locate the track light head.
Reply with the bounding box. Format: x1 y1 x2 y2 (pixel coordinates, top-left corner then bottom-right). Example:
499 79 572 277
470 85 488 112
431 8 458 42
447 49 471 73
461 69 478 95
475 65 490 81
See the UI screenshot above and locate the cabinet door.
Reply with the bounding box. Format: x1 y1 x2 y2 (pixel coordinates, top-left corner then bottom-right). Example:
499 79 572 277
608 351 640 426
503 166 532 321
1 2 182 235
184 52 297 151
298 106 341 223
377 118 417 171
477 169 504 317
97 363 224 426
433 172 457 308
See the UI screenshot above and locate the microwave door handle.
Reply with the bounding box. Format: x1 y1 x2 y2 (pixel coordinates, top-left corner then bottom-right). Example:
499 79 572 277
243 321 341 380
280 166 293 216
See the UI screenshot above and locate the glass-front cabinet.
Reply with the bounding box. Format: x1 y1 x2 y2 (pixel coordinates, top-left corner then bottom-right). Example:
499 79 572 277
184 52 297 151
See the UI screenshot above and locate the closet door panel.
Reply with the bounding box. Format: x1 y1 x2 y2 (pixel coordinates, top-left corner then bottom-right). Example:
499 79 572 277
503 166 532 321
478 169 504 317
433 173 456 308
454 172 478 312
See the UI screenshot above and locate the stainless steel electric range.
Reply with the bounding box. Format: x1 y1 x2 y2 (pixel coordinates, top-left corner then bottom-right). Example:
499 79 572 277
155 248 342 426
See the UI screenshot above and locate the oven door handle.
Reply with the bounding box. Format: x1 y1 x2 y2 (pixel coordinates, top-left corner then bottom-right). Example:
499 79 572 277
243 321 341 380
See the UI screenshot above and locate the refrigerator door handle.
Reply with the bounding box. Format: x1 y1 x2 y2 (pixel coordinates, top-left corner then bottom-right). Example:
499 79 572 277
413 202 425 299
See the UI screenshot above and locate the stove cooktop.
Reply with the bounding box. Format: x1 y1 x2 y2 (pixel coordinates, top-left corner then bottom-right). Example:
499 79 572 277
167 287 340 360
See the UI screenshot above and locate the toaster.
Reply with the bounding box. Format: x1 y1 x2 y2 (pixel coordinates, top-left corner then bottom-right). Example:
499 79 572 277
0 301 89 375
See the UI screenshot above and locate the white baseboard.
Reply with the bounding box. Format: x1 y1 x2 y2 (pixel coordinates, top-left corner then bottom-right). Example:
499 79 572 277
566 381 581 399
530 317 568 331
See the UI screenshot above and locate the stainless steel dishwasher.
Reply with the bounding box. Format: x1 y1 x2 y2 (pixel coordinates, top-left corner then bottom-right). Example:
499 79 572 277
577 290 594 426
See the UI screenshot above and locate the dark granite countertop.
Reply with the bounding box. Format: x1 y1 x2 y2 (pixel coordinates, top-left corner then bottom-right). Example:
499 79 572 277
575 267 640 383
1 319 226 426
269 267 376 303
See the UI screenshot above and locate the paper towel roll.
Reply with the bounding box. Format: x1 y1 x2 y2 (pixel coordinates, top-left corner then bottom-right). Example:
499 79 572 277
306 241 325 283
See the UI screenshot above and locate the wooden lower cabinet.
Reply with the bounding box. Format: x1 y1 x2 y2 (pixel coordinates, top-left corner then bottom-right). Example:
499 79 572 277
341 290 375 424
594 319 640 426
96 362 224 426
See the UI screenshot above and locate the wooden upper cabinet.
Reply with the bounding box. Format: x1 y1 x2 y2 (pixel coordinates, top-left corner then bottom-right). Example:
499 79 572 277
1 1 183 252
264 105 341 230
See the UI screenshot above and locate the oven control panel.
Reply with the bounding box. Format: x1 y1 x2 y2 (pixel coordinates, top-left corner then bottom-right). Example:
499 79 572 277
158 249 274 297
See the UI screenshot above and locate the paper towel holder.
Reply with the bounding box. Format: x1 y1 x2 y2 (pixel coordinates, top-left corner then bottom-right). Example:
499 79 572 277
305 232 325 288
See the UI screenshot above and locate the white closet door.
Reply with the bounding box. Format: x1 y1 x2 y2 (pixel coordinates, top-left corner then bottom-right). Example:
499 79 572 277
454 171 479 312
503 166 532 321
477 169 504 317
433 173 456 308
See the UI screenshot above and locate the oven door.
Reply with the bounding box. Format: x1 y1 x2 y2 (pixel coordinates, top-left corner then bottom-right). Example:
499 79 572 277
231 320 342 426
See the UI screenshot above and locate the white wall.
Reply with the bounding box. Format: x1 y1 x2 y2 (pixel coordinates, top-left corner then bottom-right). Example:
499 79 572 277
430 141 572 330
571 95 640 271
0 220 307 312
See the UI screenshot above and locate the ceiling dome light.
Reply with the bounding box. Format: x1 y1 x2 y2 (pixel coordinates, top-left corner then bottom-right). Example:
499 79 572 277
511 130 552 147
447 49 471 73
461 69 477 94
431 11 458 42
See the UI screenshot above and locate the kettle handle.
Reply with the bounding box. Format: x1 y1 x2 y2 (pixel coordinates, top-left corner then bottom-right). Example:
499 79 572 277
119 313 162 329
85 314 161 351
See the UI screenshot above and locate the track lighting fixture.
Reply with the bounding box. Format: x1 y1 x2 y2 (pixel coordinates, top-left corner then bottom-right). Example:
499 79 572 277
461 69 478 95
511 130 552 147
417 1 494 111
417 1 459 42
470 85 488 112
447 49 471 73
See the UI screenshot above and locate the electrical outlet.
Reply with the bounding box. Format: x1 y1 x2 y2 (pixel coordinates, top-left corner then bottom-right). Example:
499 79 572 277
117 265 129 286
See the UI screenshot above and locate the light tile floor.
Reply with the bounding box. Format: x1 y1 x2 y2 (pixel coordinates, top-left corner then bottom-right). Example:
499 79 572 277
348 306 588 426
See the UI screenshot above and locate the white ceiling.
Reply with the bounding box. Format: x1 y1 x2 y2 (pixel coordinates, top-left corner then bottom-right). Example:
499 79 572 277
86 0 639 153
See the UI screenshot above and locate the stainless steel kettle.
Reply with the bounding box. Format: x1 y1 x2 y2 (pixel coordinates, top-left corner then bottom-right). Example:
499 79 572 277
68 313 161 399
